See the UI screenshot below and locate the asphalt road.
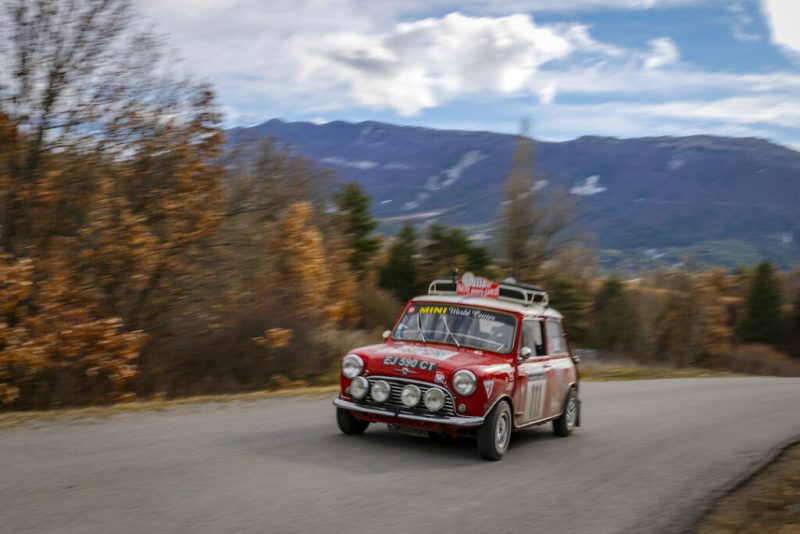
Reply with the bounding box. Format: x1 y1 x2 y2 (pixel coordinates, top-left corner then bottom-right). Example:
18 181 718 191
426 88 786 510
1 377 799 534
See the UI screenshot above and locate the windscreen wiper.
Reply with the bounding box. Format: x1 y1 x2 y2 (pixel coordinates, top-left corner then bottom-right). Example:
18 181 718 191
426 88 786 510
416 312 426 343
440 314 461 348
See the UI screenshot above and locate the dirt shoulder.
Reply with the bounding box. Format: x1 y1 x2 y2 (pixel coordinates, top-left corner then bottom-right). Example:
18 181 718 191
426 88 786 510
0 365 739 427
697 442 800 533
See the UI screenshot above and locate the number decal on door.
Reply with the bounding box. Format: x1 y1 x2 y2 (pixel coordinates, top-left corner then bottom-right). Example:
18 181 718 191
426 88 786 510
524 372 547 422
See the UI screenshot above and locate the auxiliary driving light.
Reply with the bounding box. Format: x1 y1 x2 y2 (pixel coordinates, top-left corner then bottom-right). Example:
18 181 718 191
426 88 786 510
349 376 369 400
370 380 391 403
400 384 421 407
423 388 446 411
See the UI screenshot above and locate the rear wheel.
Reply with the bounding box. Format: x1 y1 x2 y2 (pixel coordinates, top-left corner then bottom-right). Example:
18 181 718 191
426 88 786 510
336 408 369 435
477 401 512 461
553 388 578 437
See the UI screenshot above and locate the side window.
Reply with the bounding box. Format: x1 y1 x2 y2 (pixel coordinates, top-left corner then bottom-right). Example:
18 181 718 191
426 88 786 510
522 320 544 356
546 320 567 355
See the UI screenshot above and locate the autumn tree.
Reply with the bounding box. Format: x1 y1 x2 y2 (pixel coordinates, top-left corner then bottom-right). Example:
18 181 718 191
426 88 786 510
334 183 379 278
0 0 225 407
498 121 576 280
655 276 732 368
225 139 331 222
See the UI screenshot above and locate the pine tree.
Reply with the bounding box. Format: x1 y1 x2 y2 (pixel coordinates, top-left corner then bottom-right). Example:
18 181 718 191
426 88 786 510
788 290 800 358
591 278 638 355
549 277 592 347
422 224 492 278
738 262 783 345
379 224 419 302
334 183 378 278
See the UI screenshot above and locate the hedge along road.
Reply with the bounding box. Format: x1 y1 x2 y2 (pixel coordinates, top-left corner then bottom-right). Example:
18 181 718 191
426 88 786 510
1 377 799 534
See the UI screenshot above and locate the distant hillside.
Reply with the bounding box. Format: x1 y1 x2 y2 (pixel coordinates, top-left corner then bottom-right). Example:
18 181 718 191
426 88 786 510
227 119 800 269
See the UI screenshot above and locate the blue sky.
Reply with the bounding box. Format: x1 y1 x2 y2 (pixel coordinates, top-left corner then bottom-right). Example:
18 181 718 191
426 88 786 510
137 0 800 148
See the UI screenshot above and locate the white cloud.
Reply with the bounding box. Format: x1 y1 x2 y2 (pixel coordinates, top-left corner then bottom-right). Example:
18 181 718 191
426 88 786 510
761 0 800 55
528 93 800 144
298 13 586 115
728 3 762 43
134 2 625 118
537 81 558 104
131 0 800 149
534 65 800 98
643 38 679 69
461 0 706 13
633 95 800 128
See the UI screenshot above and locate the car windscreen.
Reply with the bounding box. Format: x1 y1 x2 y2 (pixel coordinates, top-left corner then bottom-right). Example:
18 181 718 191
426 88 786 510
392 303 517 354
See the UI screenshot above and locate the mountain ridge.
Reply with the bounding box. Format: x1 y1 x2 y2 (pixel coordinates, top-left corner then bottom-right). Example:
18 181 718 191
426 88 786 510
226 119 800 268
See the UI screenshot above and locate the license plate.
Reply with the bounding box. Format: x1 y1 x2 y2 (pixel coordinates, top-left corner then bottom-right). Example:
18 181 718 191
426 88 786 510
382 356 438 373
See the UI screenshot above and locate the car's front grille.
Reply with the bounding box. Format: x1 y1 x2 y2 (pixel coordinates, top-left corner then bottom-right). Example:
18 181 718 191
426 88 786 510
359 376 456 417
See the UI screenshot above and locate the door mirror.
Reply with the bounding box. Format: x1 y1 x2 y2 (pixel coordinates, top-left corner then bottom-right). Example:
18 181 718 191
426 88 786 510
382 330 391 340
518 346 532 362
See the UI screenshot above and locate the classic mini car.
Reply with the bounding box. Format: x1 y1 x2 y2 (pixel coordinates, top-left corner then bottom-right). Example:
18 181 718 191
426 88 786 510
334 273 580 460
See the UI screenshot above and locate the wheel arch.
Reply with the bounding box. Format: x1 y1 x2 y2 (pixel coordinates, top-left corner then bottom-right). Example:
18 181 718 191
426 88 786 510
485 393 514 419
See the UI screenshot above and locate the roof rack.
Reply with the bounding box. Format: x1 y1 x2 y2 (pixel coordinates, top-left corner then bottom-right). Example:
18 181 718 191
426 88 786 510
428 277 549 307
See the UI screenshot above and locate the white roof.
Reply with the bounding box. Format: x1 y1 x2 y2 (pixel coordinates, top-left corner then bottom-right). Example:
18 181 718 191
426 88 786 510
412 294 563 319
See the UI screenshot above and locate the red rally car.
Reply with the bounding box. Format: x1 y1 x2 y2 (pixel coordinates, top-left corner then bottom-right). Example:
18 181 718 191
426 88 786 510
333 273 580 460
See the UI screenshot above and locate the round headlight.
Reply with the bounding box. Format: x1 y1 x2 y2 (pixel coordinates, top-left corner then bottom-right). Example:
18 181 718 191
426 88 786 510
452 370 477 397
400 384 421 407
370 380 391 403
423 388 446 411
349 376 369 399
341 354 364 379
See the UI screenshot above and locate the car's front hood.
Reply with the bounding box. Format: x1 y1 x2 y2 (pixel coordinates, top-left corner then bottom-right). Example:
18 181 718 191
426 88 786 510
354 341 512 382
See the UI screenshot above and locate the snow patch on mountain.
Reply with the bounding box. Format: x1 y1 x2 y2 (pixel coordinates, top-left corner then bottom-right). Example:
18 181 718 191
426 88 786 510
425 150 486 191
401 150 486 211
323 157 378 170
322 157 413 171
571 175 607 196
383 162 413 170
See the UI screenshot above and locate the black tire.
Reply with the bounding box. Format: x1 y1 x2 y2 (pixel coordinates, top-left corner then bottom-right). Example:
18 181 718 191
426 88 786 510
336 408 369 435
477 400 512 461
553 388 578 438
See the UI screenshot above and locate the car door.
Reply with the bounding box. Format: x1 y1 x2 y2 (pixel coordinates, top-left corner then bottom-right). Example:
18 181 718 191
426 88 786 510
514 318 550 427
543 318 571 419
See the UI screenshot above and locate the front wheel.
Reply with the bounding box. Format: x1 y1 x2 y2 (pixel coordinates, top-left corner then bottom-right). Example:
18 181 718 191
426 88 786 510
336 408 369 435
477 401 512 461
553 388 578 437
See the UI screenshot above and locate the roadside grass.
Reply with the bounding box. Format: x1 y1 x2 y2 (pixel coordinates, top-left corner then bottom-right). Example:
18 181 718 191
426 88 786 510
580 361 740 381
0 362 738 427
697 443 800 534
0 385 339 428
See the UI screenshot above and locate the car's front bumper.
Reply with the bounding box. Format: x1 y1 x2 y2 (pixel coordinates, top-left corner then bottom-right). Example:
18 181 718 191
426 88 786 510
333 397 484 427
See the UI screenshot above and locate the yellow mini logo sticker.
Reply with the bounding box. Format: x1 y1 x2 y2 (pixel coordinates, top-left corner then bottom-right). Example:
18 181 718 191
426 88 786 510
419 306 448 314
